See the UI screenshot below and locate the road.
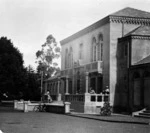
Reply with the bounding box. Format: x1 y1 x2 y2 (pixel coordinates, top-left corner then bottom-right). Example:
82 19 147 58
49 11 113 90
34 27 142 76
0 111 150 133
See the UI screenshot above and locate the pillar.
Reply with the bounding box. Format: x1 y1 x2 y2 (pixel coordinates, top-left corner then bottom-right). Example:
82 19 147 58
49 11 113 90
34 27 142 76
85 72 89 94
57 78 60 94
57 78 62 101
24 101 29 113
45 82 48 94
54 82 56 95
65 76 69 94
50 83 52 94
52 82 54 95
64 102 71 114
14 100 18 109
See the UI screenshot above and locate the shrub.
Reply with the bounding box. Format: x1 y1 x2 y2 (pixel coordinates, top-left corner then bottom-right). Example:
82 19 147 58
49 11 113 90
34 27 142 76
100 102 112 116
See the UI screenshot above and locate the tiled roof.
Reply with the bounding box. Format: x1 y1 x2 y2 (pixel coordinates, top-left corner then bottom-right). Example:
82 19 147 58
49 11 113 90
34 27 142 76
60 7 150 45
124 26 150 37
135 54 150 65
111 7 150 18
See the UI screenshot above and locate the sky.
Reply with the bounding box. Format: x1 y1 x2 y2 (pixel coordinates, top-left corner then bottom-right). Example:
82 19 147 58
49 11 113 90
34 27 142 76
0 0 150 70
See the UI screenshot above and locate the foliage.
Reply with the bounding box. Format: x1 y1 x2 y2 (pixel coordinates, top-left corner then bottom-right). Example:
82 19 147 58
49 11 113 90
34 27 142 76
100 102 112 116
36 35 61 79
23 66 41 101
0 37 41 101
0 37 26 99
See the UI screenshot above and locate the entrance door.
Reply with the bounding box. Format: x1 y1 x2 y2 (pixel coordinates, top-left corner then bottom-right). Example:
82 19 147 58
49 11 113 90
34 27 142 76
97 77 103 94
144 78 150 108
133 79 142 107
69 80 72 94
90 77 96 92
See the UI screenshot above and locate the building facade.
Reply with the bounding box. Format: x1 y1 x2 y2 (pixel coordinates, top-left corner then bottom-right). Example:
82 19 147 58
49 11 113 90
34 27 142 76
44 7 150 113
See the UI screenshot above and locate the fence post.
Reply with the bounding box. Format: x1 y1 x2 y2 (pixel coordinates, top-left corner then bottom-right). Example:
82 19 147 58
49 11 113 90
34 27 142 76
24 101 29 112
64 102 71 114
102 94 104 102
14 100 18 109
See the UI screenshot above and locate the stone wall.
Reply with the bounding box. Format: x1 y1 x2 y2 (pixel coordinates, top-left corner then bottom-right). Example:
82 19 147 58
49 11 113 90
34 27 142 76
109 22 140 109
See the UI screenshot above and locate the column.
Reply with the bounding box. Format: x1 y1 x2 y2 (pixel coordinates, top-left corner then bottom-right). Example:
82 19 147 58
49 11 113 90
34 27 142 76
85 72 89 94
96 77 98 94
57 78 62 101
45 82 48 94
57 78 60 95
50 83 52 93
65 76 69 94
52 83 54 95
54 82 56 94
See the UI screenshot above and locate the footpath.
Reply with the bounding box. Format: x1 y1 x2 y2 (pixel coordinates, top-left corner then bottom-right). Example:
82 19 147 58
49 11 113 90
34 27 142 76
69 112 150 125
1 101 150 125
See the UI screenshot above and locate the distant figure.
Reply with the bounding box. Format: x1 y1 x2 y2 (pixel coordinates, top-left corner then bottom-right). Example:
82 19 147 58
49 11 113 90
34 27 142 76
102 86 109 94
89 87 95 94
47 91 52 103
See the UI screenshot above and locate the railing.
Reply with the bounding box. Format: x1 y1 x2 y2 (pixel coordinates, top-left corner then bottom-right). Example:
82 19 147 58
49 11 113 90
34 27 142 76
64 93 109 103
65 94 85 102
85 61 103 73
51 95 57 101
61 61 103 77
90 94 109 102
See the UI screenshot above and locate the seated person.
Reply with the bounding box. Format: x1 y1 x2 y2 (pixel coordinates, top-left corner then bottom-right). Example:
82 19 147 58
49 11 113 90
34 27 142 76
89 87 95 94
47 91 52 103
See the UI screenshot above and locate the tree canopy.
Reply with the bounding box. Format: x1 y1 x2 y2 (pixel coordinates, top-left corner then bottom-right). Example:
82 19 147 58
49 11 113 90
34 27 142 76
0 37 41 101
0 37 25 99
36 34 61 79
23 66 41 101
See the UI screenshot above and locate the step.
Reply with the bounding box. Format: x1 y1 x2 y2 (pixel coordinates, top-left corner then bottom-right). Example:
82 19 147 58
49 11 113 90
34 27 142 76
143 110 150 113
134 114 150 119
139 112 150 116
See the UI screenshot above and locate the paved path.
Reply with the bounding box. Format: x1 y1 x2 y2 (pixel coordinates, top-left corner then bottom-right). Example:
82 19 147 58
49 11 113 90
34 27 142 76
70 112 150 125
0 110 150 133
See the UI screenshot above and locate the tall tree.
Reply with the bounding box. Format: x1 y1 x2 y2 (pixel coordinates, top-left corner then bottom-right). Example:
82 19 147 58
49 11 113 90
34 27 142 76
36 34 61 79
0 37 25 99
23 65 41 101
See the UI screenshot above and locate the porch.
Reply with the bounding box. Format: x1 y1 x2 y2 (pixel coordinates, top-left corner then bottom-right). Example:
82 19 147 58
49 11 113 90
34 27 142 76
43 60 109 114
64 93 109 114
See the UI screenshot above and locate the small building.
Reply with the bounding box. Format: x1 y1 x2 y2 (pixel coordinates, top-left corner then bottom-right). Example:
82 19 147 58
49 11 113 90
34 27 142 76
44 7 150 114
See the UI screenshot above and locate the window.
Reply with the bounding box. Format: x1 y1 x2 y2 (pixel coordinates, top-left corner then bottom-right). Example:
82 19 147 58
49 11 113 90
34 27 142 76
101 43 103 61
98 33 103 61
69 47 73 68
79 43 83 59
92 37 96 62
65 49 68 68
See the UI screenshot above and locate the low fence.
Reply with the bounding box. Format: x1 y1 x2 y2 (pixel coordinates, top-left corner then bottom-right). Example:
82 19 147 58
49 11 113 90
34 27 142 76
64 94 109 103
64 93 109 114
14 100 71 114
46 102 70 114
90 94 109 103
65 94 84 102
14 100 40 112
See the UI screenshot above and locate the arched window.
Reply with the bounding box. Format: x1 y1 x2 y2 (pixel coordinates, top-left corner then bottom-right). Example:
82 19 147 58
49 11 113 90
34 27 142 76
68 52 71 68
79 43 83 60
69 47 73 68
92 37 97 62
65 48 68 68
98 33 103 61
